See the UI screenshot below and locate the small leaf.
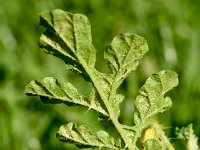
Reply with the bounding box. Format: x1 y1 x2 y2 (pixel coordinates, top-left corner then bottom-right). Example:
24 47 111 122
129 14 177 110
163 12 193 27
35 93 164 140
144 139 162 150
57 123 121 149
39 9 96 80
134 70 178 125
104 33 148 86
25 77 108 116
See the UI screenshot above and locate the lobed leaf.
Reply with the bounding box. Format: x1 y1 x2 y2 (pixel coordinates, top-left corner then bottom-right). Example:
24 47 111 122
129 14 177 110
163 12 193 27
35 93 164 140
25 77 108 116
104 33 149 87
134 70 178 126
25 9 180 150
57 123 122 149
39 9 96 80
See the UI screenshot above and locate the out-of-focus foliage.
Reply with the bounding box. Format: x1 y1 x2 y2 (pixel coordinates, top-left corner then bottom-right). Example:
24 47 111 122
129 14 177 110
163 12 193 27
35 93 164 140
175 124 199 150
0 0 199 149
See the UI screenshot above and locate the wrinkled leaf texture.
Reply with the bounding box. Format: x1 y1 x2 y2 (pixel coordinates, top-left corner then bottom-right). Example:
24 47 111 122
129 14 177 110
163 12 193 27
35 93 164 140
25 9 178 150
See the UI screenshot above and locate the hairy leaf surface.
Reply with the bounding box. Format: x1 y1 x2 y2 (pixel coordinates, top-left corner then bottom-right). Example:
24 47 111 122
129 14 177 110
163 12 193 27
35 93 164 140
39 9 96 80
104 33 148 87
25 77 108 116
25 9 179 150
134 70 178 137
57 123 121 149
134 70 178 124
144 139 161 150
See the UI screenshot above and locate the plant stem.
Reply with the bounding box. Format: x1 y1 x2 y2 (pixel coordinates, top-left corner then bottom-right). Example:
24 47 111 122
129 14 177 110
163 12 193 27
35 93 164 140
153 122 174 150
79 60 135 149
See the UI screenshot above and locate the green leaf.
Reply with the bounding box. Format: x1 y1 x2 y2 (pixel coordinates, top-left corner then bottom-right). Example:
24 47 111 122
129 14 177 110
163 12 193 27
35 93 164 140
88 87 108 116
25 77 108 116
133 70 178 147
39 9 96 80
25 9 180 150
101 33 149 120
57 123 121 149
176 124 199 150
104 33 148 86
144 139 162 150
134 70 178 126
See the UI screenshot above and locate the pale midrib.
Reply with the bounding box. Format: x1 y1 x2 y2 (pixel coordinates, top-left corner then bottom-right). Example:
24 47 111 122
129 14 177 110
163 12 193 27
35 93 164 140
50 17 134 149
109 70 136 150
79 58 135 150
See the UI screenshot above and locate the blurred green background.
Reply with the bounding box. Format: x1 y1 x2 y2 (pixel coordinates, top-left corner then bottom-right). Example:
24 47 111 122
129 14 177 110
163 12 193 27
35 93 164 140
0 0 200 149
